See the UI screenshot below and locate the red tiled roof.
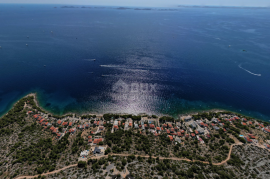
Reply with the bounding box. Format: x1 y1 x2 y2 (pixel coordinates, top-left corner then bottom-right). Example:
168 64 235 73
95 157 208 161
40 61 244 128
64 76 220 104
88 139 92 143
129 123 132 127
168 135 173 141
191 133 195 137
97 121 100 125
38 116 42 121
170 128 174 132
195 130 198 135
62 122 68 126
93 138 103 144
50 126 55 131
166 130 170 134
114 125 118 129
161 127 163 131
249 121 252 125
139 125 142 128
88 136 92 139
57 120 62 125
223 128 226 132
185 134 189 138
149 124 155 128
242 122 247 126
69 122 73 126
156 127 160 130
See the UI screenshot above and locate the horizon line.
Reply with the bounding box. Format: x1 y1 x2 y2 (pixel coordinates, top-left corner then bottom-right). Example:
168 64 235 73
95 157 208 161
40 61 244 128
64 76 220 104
0 3 270 9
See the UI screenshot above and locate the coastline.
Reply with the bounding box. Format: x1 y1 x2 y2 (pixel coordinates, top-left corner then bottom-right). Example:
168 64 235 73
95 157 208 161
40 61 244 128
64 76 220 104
4 93 265 124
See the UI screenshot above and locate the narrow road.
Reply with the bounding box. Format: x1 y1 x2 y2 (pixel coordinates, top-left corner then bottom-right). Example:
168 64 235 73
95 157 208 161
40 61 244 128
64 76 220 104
15 164 77 179
16 142 269 179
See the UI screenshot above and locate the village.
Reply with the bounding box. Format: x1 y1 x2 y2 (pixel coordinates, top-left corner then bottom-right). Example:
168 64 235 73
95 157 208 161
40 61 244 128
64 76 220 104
27 107 270 163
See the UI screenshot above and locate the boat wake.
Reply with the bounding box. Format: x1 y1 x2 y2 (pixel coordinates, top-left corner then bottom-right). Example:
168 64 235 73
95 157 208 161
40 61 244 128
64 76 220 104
238 64 261 76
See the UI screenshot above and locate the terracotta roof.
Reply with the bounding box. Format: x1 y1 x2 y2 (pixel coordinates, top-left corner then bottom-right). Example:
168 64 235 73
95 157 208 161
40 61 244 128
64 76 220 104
166 130 170 134
156 127 160 130
149 124 155 128
57 120 62 125
88 136 92 139
191 133 195 137
69 122 73 126
93 138 103 144
62 122 68 126
88 139 92 143
195 130 198 135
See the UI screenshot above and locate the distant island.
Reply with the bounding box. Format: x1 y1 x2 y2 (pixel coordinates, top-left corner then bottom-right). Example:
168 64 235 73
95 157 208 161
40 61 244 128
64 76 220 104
0 93 269 179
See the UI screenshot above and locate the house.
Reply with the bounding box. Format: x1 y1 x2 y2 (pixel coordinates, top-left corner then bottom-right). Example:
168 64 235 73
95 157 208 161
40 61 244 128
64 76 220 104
57 120 62 125
190 122 197 129
180 130 185 134
248 134 255 139
242 122 247 126
69 128 76 134
166 130 170 134
69 122 73 127
195 130 199 135
134 124 139 128
223 128 226 132
85 123 90 128
93 146 105 154
170 128 175 133
191 133 195 138
248 121 252 125
168 124 173 128
144 124 148 129
177 132 182 137
184 116 192 122
213 126 220 130
99 126 104 131
212 118 218 123
56 133 62 139
185 134 189 138
50 126 55 132
62 122 68 126
93 138 103 144
219 123 224 127
197 128 204 134
206 134 211 138
149 124 155 129
156 127 161 131
168 135 173 141
88 139 92 143
114 125 119 130
53 128 58 133
263 128 270 133
80 150 89 157
245 136 252 143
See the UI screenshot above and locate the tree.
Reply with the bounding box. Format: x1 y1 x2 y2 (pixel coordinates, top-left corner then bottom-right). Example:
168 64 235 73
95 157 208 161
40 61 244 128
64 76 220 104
78 161 87 168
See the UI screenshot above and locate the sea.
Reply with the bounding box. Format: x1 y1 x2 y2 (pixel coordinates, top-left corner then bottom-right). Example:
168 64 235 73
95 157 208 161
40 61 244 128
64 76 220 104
0 4 270 121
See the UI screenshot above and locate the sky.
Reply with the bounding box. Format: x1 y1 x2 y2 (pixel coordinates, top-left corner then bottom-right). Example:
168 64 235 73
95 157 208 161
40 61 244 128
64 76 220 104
1 0 270 7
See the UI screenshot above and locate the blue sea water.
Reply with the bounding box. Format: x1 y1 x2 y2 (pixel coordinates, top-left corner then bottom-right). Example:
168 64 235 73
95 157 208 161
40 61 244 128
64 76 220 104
0 4 270 121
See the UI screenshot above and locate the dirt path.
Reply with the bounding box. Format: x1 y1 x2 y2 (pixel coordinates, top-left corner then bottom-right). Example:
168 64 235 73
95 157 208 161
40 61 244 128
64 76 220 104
16 142 270 179
15 164 77 179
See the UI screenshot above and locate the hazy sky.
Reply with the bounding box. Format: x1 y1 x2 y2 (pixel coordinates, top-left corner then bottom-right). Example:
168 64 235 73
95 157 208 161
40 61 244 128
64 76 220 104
1 0 270 7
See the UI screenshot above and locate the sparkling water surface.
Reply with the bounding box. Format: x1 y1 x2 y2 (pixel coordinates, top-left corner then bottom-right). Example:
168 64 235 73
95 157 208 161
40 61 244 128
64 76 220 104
0 4 270 120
